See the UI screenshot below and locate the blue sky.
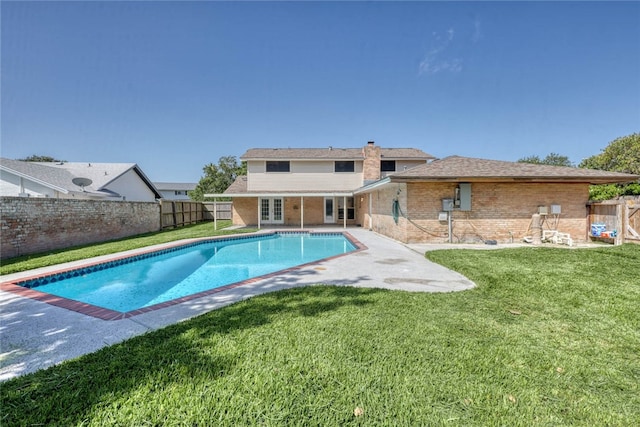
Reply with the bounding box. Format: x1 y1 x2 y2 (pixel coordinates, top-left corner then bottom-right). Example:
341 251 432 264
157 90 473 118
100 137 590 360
2 1 639 183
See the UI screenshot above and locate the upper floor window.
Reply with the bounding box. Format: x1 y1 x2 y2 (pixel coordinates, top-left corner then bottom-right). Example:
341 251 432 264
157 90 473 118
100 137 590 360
381 160 396 172
335 161 355 173
266 161 290 172
174 190 187 196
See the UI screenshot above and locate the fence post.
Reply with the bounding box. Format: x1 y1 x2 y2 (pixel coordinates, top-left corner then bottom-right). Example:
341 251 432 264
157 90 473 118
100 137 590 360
615 203 623 245
214 198 217 231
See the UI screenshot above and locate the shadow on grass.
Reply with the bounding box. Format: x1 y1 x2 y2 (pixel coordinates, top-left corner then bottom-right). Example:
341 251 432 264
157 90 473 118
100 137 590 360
0 285 380 426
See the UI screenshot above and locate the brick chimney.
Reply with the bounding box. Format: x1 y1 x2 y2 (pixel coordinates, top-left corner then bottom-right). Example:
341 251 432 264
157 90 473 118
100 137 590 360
363 141 381 182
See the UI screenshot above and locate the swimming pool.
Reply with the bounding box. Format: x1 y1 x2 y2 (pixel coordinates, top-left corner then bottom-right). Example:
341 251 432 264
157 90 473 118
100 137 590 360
6 231 362 319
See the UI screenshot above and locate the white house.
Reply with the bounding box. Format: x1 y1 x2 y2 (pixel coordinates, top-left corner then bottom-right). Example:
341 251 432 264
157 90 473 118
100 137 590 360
153 182 197 201
0 158 161 202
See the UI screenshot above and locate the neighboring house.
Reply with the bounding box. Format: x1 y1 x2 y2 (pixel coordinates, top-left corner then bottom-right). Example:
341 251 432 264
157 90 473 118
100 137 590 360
153 182 197 201
212 142 639 244
0 158 162 202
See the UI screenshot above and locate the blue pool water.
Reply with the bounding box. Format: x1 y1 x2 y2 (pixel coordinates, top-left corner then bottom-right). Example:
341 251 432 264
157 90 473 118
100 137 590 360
22 233 356 313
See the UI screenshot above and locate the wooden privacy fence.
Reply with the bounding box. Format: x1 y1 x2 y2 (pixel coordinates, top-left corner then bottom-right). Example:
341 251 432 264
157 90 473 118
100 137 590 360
161 201 232 229
588 197 640 245
203 201 232 221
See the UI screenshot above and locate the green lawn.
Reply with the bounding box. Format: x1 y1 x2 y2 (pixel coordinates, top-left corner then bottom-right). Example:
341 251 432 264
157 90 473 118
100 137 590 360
1 244 639 426
0 221 256 275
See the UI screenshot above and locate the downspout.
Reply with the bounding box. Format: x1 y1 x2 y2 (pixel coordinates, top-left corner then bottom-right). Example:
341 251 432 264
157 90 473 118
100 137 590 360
301 196 304 229
368 193 372 230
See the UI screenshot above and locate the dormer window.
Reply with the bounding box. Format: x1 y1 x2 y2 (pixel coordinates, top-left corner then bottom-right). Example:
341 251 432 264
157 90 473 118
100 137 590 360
266 161 290 172
335 161 355 173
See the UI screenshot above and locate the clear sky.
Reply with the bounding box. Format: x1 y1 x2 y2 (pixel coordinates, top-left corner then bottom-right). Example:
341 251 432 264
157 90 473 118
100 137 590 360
2 1 639 183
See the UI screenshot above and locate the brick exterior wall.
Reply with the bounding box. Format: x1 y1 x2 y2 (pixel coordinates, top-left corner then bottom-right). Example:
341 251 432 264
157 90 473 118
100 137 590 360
367 183 408 242
1 197 160 259
366 182 590 244
283 197 324 226
232 196 353 227
232 198 258 226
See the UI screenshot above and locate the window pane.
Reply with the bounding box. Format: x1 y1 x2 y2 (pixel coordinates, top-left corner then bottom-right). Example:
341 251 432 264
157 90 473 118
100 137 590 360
335 161 355 172
273 199 282 221
266 161 290 172
381 160 396 172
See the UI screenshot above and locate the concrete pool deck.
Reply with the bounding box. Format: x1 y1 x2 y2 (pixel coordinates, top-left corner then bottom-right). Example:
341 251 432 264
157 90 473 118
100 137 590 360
1 227 477 381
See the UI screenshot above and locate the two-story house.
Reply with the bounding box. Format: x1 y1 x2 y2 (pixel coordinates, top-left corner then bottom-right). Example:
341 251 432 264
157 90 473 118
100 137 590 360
211 141 639 244
211 141 434 228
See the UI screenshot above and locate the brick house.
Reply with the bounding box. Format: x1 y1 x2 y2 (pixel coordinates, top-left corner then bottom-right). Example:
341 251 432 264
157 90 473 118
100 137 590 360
212 142 638 244
208 142 433 228
355 155 638 243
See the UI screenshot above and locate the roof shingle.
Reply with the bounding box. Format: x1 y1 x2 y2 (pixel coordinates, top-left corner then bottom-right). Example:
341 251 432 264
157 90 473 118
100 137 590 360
241 147 434 160
390 156 640 184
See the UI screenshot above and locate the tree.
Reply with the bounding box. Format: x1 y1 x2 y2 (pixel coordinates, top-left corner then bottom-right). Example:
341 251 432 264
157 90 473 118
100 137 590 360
578 133 640 201
517 153 573 167
579 133 640 174
19 155 65 162
190 156 247 201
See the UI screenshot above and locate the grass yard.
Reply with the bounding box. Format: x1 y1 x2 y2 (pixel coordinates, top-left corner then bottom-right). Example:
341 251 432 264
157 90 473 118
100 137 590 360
1 244 639 426
0 221 255 275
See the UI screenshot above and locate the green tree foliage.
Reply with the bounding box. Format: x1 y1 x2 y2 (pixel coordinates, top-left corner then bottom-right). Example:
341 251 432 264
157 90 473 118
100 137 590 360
579 133 640 174
578 133 640 201
190 156 247 201
19 155 65 162
517 153 573 167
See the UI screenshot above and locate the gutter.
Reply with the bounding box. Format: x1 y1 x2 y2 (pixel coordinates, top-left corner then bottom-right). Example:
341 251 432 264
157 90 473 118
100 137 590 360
204 191 355 198
0 166 69 194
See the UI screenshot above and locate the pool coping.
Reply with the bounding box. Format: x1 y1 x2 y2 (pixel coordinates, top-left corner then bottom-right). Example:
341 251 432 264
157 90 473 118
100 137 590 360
0 230 367 320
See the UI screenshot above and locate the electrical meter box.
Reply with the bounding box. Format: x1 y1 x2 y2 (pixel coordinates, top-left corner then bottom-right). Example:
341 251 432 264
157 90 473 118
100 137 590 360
550 204 561 214
458 183 471 211
442 198 454 211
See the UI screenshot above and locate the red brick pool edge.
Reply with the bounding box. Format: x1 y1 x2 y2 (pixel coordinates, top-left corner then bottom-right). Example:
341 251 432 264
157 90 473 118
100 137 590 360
0 231 367 320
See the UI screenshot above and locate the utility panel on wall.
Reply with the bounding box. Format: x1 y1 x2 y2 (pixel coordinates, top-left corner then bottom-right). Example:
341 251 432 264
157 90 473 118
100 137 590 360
458 183 471 211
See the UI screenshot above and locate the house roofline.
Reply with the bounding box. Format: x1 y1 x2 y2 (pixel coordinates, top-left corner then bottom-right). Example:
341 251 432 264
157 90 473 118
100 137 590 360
388 176 639 185
130 166 162 199
205 191 355 198
352 177 392 194
0 165 70 194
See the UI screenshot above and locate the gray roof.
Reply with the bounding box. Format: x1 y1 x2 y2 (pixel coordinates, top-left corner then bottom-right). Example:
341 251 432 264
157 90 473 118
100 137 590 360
153 182 198 191
389 156 640 184
1 158 161 198
224 176 248 194
241 147 434 160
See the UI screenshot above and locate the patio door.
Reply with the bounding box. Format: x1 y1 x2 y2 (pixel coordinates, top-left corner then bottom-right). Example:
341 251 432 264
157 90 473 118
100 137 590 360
261 198 284 224
324 197 334 223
